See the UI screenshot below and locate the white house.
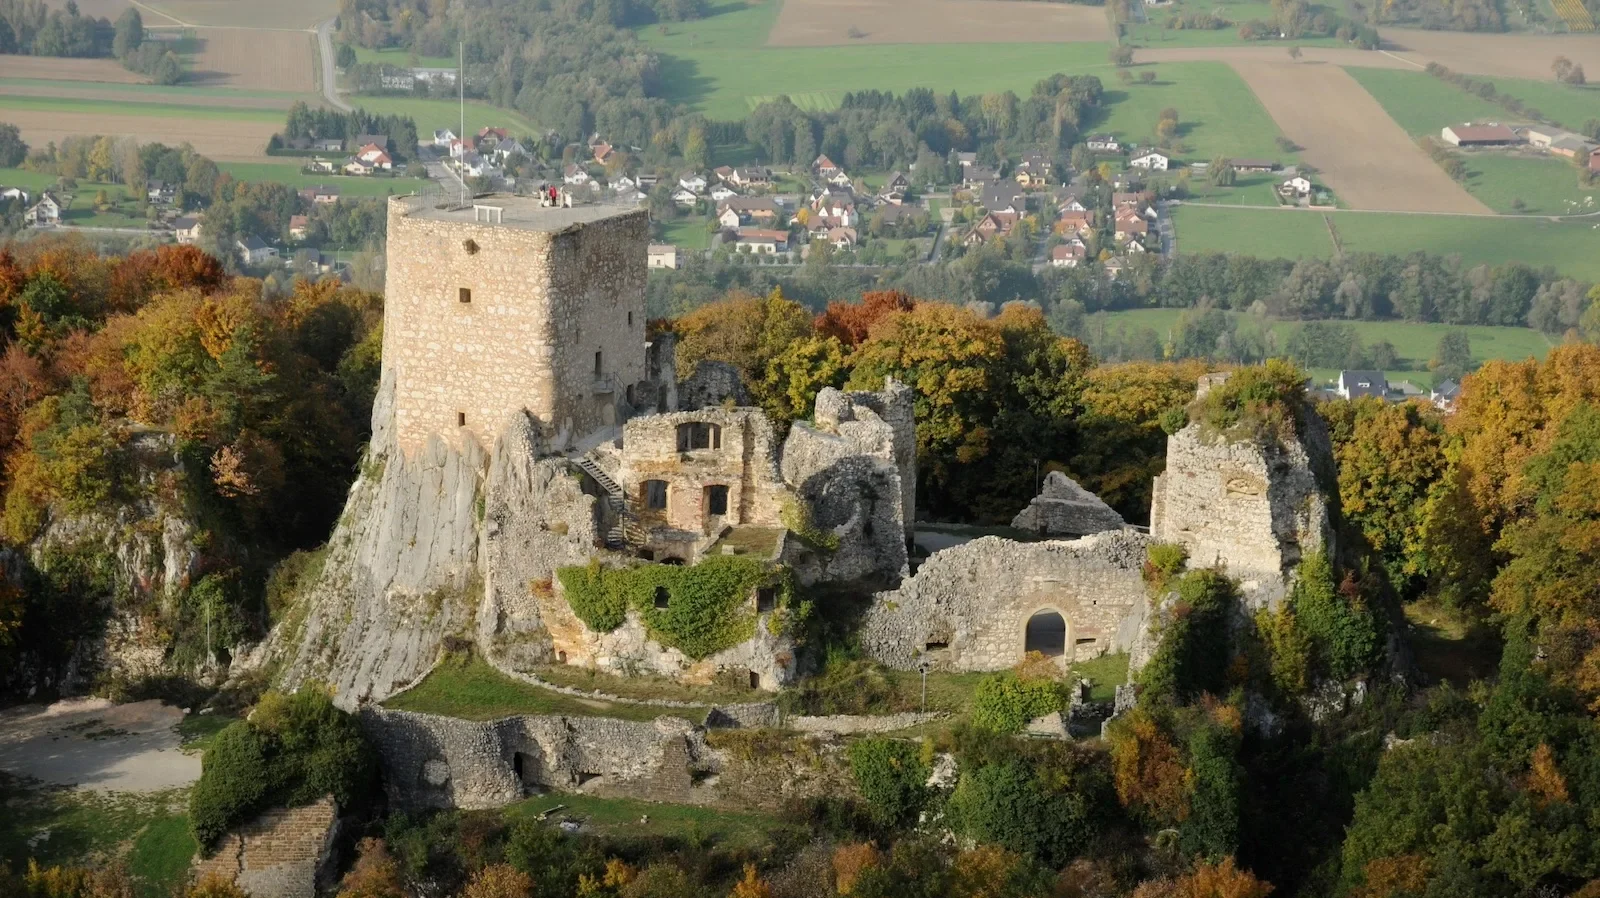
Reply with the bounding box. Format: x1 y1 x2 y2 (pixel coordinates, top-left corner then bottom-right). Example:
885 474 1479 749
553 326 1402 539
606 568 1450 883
356 144 393 170
25 194 60 227
173 215 202 245
1129 150 1169 171
647 244 680 269
678 174 707 194
710 184 740 202
1280 176 1312 196
671 187 699 207
1086 135 1120 152
563 165 591 186
1336 370 1388 400
1050 243 1086 268
236 235 278 266
717 207 742 229
735 228 789 253
826 170 853 188
0 187 28 204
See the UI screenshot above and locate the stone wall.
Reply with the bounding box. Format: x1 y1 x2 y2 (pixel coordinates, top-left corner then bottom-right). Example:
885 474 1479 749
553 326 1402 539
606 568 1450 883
1149 414 1334 608
677 361 751 410
1011 471 1126 537
360 706 849 812
383 196 649 454
617 408 786 552
859 531 1152 671
191 799 340 898
803 381 917 537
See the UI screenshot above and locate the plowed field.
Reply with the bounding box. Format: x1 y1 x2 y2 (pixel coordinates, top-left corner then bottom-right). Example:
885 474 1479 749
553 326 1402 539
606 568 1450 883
768 0 1111 45
1231 61 1491 214
3 108 276 162
188 28 316 92
0 54 147 83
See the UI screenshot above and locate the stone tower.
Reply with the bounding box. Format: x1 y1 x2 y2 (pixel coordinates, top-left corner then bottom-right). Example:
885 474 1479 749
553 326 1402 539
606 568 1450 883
383 195 651 452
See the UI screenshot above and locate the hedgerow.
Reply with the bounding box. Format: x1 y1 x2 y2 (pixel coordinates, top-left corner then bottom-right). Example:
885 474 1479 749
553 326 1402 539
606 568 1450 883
970 671 1066 735
555 556 795 659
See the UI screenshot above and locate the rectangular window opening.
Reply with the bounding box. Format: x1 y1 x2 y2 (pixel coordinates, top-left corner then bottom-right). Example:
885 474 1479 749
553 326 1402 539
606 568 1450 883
458 287 471 303
755 587 776 613
706 484 729 516
457 412 466 427
594 350 604 376
1075 637 1098 645
644 480 668 511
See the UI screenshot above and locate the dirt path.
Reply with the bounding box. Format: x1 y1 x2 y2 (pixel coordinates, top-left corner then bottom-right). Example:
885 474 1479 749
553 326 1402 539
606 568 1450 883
0 698 201 792
1230 61 1492 214
769 0 1111 45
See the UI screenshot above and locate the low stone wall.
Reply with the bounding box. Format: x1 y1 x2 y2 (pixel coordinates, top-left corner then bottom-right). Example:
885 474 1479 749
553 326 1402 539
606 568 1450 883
191 798 340 898
787 712 942 734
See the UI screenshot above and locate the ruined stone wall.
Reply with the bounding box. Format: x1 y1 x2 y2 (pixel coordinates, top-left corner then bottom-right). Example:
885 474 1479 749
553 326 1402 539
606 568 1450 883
859 531 1152 671
191 799 339 898
677 361 751 410
1149 417 1333 608
384 197 648 454
805 380 916 536
360 706 851 813
617 409 786 544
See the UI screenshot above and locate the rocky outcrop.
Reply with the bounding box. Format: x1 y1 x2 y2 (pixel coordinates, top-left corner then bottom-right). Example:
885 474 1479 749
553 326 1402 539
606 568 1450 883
1011 471 1126 537
1149 403 1335 609
860 531 1152 671
266 368 484 707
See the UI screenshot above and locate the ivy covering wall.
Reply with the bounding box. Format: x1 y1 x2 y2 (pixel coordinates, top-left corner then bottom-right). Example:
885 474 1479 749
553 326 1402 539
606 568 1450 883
555 556 796 659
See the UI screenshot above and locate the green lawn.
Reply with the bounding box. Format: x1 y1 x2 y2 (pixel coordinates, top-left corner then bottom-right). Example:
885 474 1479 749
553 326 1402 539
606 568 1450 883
0 166 84 192
219 162 431 196
1123 0 1350 49
1088 61 1295 162
0 776 192 898
384 653 705 723
1092 308 1553 386
1481 77 1600 133
1171 205 1600 279
351 45 460 70
1344 67 1505 136
0 94 281 122
658 217 714 249
1163 171 1283 205
1460 153 1600 215
343 96 538 139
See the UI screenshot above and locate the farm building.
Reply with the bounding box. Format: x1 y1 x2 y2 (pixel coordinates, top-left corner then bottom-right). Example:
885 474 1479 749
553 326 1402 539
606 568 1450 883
647 244 679 269
1441 124 1519 146
1231 159 1279 173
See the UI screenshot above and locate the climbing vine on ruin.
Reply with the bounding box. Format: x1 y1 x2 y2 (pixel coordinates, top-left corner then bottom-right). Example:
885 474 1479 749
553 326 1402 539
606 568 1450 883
555 556 794 659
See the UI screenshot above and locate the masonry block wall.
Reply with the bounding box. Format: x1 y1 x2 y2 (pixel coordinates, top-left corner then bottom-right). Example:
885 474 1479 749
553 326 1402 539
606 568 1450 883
617 408 786 542
191 799 339 898
384 196 650 454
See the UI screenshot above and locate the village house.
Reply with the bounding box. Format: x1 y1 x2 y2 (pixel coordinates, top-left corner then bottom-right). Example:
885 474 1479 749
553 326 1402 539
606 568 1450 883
678 174 707 194
236 235 279 266
1113 209 1148 243
647 244 680 269
1279 176 1313 197
1059 194 1087 212
494 140 528 161
1 187 29 204
712 165 735 183
1085 134 1120 152
825 170 853 189
298 185 341 205
710 184 740 202
344 157 382 176
1336 370 1388 400
312 138 343 153
563 165 591 186
432 129 457 147
351 134 388 154
955 151 977 168
1104 257 1127 279
1230 158 1278 173
591 141 614 165
735 227 789 253
612 175 638 192
289 215 309 241
1590 147 1600 173
1054 208 1095 236
671 187 699 207
1050 243 1087 268
26 194 61 227
719 196 782 226
477 127 508 149
306 158 338 174
980 183 1026 215
717 206 742 229
1431 380 1461 411
824 226 858 248
460 153 499 179
813 154 840 177
146 180 177 204
882 171 911 193
1129 150 1170 171
963 166 1000 188
172 215 202 245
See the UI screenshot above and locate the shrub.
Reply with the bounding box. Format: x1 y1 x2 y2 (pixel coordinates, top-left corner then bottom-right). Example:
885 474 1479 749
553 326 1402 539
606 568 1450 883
189 688 377 849
847 737 930 827
1144 543 1189 594
946 759 1098 867
1290 552 1378 681
1188 360 1307 444
555 556 788 659
1139 570 1236 702
1180 722 1243 861
970 671 1064 734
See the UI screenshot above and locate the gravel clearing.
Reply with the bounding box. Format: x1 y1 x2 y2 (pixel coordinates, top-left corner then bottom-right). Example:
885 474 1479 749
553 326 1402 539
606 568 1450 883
0 698 202 792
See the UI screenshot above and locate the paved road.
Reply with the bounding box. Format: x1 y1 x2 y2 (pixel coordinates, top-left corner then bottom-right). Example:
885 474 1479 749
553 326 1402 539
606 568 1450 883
317 18 354 113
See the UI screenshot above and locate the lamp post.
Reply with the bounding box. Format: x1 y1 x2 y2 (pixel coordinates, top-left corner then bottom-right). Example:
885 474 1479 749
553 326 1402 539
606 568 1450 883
919 661 930 715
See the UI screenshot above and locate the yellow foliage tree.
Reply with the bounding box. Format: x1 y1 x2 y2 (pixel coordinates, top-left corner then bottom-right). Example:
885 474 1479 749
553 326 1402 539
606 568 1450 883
832 842 881 896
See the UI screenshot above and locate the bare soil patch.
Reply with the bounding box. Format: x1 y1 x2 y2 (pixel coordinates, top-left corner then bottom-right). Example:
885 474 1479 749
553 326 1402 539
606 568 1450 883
188 28 316 92
4 108 276 161
138 0 336 29
1232 61 1491 214
1379 29 1600 80
0 698 200 792
0 54 148 83
768 0 1111 45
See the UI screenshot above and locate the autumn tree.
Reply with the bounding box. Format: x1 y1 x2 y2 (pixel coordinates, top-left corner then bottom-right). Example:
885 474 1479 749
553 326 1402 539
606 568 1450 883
728 864 774 898
1071 360 1210 519
814 289 916 346
1109 707 1191 827
337 839 407 898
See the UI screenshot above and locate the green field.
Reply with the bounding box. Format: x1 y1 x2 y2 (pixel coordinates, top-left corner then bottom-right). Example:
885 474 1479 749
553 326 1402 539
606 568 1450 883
218 162 431 196
0 778 194 898
1155 170 1284 205
1482 77 1600 133
0 94 281 122
658 217 713 249
1089 61 1294 161
1172 205 1600 279
384 653 705 722
0 78 308 103
1092 308 1553 386
1344 67 1506 136
342 96 537 139
351 45 459 70
1460 153 1600 215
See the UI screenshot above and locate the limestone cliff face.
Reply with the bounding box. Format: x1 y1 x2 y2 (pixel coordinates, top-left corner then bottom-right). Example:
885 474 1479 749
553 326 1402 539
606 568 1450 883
1149 410 1335 609
269 368 484 706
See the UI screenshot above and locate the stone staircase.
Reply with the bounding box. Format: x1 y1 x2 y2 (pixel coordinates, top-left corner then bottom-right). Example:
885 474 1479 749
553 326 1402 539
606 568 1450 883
573 455 640 549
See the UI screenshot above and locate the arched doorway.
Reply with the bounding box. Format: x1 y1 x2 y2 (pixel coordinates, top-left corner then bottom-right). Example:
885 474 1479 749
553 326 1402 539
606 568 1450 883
1024 610 1067 658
